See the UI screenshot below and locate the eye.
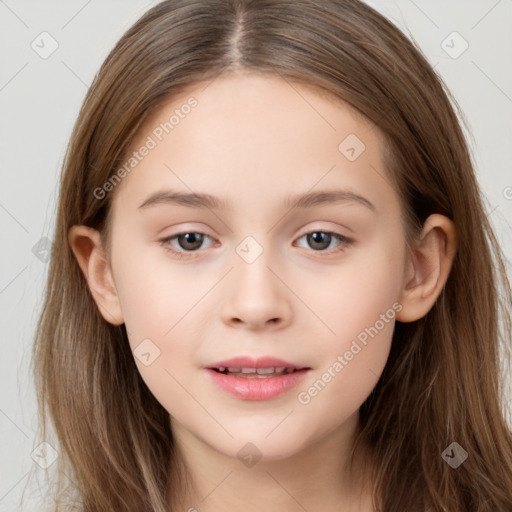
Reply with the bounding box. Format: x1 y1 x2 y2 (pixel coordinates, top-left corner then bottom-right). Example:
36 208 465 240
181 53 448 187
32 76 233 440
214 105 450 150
159 232 215 258
294 230 352 254
159 229 352 259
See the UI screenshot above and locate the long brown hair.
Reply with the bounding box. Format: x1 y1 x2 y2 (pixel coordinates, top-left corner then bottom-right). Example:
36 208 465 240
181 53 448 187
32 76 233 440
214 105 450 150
29 0 512 510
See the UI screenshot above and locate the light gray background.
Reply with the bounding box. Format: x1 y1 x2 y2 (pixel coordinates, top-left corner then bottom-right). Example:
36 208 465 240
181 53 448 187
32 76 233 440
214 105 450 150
1 1 511 510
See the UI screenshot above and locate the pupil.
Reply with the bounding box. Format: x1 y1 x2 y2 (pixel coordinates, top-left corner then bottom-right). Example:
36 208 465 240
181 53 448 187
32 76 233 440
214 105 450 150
180 233 203 250
309 232 330 250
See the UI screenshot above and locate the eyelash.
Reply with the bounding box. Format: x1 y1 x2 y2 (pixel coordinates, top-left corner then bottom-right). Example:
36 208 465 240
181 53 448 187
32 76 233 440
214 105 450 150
158 230 352 259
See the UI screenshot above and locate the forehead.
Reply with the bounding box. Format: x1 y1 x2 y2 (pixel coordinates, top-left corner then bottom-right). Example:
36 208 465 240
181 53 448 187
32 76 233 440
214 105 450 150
109 72 396 218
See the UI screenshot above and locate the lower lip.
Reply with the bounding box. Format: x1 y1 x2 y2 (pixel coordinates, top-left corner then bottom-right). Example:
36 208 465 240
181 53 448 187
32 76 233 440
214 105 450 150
206 368 310 401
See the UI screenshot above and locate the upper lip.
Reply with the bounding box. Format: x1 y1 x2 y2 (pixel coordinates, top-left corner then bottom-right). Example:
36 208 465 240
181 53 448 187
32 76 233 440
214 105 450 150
206 356 310 370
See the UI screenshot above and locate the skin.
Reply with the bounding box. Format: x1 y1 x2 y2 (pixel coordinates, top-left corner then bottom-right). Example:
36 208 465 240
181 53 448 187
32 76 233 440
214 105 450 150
69 71 457 512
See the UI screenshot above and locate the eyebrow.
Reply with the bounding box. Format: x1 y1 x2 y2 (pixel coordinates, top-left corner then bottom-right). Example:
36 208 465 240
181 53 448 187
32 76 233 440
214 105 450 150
138 189 376 212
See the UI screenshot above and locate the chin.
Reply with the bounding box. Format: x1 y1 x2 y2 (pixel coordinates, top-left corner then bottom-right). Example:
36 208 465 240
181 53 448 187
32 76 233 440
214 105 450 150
208 429 311 463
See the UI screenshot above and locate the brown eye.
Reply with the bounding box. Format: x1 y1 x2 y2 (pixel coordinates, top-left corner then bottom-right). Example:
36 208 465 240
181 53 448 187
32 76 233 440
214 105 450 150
295 231 351 253
159 232 215 258
174 232 205 251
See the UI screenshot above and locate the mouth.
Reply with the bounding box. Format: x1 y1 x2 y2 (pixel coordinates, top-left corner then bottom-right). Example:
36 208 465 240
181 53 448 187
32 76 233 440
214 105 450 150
209 366 305 378
206 356 311 378
205 356 311 400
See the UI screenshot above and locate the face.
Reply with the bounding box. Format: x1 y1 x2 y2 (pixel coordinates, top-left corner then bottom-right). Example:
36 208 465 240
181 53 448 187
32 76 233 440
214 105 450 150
104 72 408 461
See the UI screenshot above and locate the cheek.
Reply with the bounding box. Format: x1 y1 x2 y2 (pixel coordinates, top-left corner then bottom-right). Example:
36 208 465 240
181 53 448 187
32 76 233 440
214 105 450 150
306 230 405 340
297 234 404 402
112 242 204 338
296 292 398 423
111 244 214 402
111 246 200 411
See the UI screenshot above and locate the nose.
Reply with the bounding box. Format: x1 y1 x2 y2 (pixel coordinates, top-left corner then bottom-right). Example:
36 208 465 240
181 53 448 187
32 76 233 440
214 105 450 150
220 250 293 331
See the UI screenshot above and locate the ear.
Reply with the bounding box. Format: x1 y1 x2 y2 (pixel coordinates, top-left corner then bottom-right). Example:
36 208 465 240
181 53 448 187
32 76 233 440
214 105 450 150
68 225 124 325
396 214 457 323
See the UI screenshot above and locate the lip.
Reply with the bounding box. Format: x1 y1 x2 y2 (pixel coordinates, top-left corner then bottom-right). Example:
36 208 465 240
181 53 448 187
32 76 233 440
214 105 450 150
205 356 311 401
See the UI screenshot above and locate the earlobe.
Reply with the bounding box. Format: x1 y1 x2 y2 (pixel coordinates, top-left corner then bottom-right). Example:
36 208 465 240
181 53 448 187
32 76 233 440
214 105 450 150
396 214 457 323
68 225 124 325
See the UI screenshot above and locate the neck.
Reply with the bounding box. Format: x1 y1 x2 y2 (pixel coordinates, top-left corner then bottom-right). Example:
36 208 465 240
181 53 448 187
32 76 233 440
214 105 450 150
166 413 375 512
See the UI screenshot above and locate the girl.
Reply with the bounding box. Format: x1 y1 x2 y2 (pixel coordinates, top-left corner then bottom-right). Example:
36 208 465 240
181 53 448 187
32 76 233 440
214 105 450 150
31 0 512 511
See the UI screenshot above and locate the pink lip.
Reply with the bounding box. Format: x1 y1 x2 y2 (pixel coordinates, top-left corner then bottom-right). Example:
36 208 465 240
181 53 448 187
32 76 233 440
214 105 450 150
205 356 311 401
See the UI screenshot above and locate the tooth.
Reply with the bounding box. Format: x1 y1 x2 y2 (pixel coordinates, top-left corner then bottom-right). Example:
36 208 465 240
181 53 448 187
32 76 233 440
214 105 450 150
256 368 275 374
219 366 296 378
